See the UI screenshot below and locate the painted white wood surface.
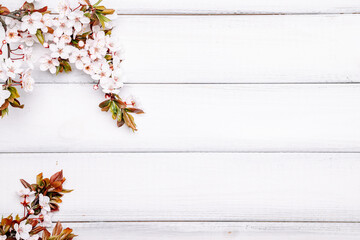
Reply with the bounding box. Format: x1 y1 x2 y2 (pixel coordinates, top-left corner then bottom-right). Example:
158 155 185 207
67 222 360 240
1 153 360 222
1 84 360 152
4 0 360 14
14 15 360 84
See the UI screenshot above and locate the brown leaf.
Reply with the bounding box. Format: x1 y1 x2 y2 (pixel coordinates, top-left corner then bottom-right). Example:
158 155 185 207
50 170 63 183
20 179 32 189
42 229 50 240
0 6 10 15
127 108 144 114
0 100 9 111
52 221 63 236
123 111 137 131
117 119 125 128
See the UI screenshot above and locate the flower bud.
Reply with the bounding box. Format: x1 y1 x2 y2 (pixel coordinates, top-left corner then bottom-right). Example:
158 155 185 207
2 40 6 44
43 42 49 48
18 45 24 50
93 85 99 90
78 41 85 47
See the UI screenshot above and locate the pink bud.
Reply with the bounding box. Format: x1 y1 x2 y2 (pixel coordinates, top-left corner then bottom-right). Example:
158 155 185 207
78 41 85 47
18 44 24 50
28 209 34 214
2 40 6 44
93 85 99 90
43 43 49 48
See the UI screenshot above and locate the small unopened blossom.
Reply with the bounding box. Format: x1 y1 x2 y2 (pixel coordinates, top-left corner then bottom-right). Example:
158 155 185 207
22 70 35 92
68 10 90 32
0 88 10 103
39 56 60 74
14 222 32 240
39 194 51 212
21 12 42 34
6 27 20 43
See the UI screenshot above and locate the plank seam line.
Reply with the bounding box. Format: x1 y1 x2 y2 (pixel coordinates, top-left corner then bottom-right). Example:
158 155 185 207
26 82 360 85
43 12 360 16
52 220 360 224
2 151 360 154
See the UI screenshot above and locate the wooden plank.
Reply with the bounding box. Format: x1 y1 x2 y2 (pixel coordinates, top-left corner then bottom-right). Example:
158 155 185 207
4 0 360 14
4 15 360 83
1 153 360 221
67 222 360 240
1 84 360 152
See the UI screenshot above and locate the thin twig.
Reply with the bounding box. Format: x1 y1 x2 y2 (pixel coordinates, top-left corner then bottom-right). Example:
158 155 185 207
0 17 10 58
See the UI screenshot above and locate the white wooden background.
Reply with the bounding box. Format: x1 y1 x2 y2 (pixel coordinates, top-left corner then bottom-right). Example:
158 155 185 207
1 0 360 239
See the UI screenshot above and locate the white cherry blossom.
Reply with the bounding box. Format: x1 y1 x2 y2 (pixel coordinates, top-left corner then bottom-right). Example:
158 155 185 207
0 65 7 81
40 209 53 227
112 69 125 86
91 63 112 81
53 17 73 37
5 27 20 43
100 77 123 94
39 14 54 33
68 11 90 32
83 64 95 75
39 56 60 74
39 194 51 212
58 0 71 18
21 12 42 34
69 49 90 70
3 59 23 79
18 188 34 197
49 43 73 59
14 222 32 240
22 69 35 92
0 235 6 240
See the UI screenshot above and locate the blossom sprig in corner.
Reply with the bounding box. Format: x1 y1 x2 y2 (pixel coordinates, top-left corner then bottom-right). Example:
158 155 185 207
0 170 76 240
0 0 144 129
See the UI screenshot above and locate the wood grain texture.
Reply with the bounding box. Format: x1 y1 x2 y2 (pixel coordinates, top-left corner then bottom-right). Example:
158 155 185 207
67 222 360 240
4 0 360 14
1 153 360 222
3 15 360 84
1 84 360 152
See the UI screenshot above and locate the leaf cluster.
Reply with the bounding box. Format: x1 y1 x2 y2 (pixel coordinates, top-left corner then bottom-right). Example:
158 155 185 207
99 94 144 130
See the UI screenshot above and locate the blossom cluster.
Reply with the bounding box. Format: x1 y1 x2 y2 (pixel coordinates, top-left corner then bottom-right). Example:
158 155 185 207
0 0 144 130
0 171 75 240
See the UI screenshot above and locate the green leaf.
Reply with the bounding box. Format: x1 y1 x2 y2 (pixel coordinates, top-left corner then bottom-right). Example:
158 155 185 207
35 29 45 45
7 86 20 98
95 12 110 29
93 0 103 7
